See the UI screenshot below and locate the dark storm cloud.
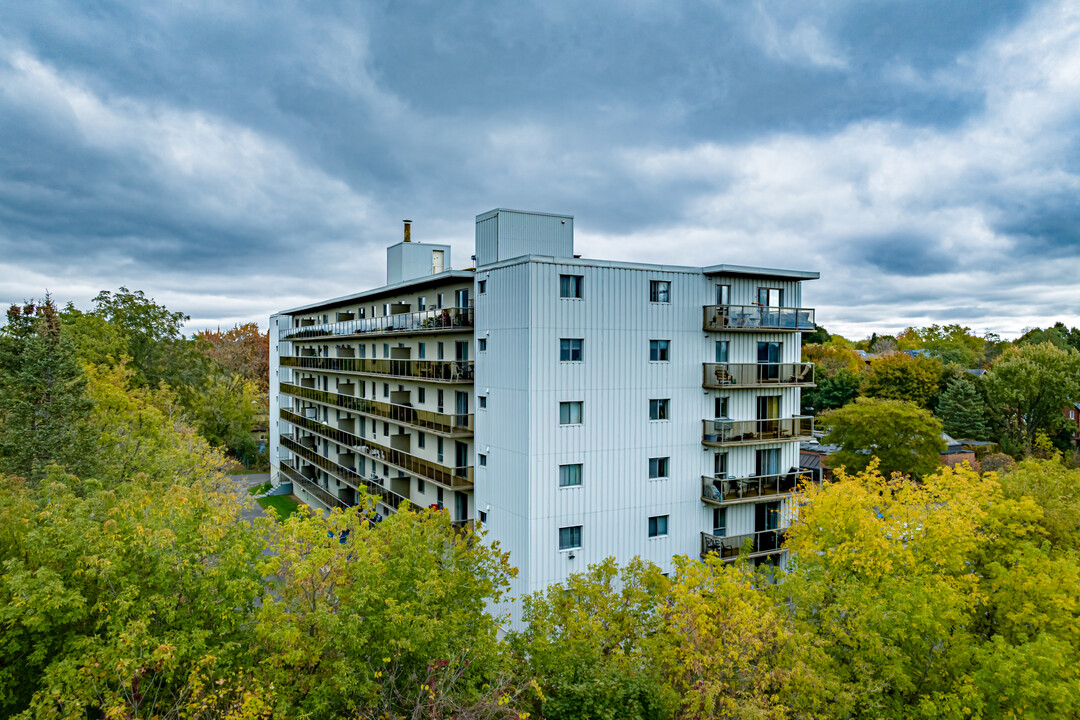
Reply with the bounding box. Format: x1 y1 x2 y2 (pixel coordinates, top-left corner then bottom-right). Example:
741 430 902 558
0 0 1076 337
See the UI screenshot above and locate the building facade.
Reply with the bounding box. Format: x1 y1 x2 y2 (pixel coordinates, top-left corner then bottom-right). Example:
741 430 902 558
270 209 818 616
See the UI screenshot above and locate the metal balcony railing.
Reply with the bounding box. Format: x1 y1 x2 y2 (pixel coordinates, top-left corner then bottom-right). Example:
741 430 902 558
701 469 816 506
280 306 474 341
702 362 815 389
280 439 409 511
279 382 473 435
703 305 815 332
280 408 473 489
700 529 786 561
280 461 353 510
701 417 814 447
279 356 474 383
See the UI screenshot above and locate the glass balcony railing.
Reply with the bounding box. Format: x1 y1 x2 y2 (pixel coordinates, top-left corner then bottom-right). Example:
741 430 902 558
280 306 473 341
280 440 409 511
702 305 815 332
280 408 473 489
701 469 816 506
280 461 354 510
702 362 815 389
700 529 786 560
279 382 473 435
701 416 814 447
280 356 474 383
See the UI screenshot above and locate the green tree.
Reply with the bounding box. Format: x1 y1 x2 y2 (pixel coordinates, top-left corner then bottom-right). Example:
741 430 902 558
860 352 943 408
995 455 1080 551
511 558 676 720
91 287 190 387
819 397 946 477
0 299 94 483
985 342 1080 455
184 373 262 462
59 302 128 367
918 324 986 367
803 367 862 414
936 377 991 440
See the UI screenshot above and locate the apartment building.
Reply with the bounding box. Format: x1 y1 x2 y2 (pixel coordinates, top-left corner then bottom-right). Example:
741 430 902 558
270 209 818 611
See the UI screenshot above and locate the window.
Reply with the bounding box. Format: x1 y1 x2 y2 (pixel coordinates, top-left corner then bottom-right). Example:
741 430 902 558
479 453 487 467
559 401 583 425
383 303 390 316
418 342 426 359
649 280 671 303
479 510 487 524
478 338 488 352
714 452 728 477
559 463 582 487
648 515 669 538
649 340 670 362
560 274 584 298
437 389 444 412
417 478 426 494
649 457 669 479
757 288 783 307
560 338 584 362
559 525 582 550
437 437 444 462
418 387 426 404
715 396 729 419
383 383 389 398
649 398 670 421
419 296 426 311
436 293 444 309
478 280 487 294
383 343 389 358
713 508 727 537
479 395 487 409
716 284 730 305
715 340 729 363
437 487 444 509
438 342 445 360
383 422 389 437
418 432 425 449
1072 410 1076 420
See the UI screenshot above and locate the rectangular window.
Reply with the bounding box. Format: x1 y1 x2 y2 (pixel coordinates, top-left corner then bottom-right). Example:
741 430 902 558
437 389 444 413
713 508 727 537
383 303 390 316
383 343 389 358
649 457 669 479
437 437 444 463
383 383 389 398
559 525 582 550
418 342 426 359
478 453 487 467
715 396 729 419
437 486 444 508
559 401 583 425
438 341 445 360
417 478 426 494
560 338 584 362
649 339 670 362
478 279 487 294
649 398 670 421
648 515 669 538
418 432 425 449
649 280 671 303
419 296 426 311
478 338 487 352
757 287 783 307
479 395 487 409
559 274 583 298
418 387 426 404
714 452 728 477
716 284 730 305
559 463 583 487
359 344 367 359
715 340 729 363
383 422 389 437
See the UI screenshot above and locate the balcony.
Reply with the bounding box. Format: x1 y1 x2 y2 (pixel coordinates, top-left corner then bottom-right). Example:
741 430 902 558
702 362 815 389
279 356 474 383
279 382 473 436
700 529 786 561
280 408 473 489
701 417 814 447
280 306 473 341
702 305 815 332
280 439 410 511
701 469 816 506
280 461 353 510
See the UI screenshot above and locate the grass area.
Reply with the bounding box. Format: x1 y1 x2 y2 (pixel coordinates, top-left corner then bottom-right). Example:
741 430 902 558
257 494 300 521
248 481 272 496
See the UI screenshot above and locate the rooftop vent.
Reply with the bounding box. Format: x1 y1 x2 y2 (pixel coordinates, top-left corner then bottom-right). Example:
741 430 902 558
403 219 412 243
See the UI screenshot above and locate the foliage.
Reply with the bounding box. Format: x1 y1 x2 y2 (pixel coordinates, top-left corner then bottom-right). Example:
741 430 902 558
996 455 1080 551
936 377 991 440
0 299 94 484
1016 322 1080 353
256 493 300 520
781 463 1080 719
917 323 987 368
512 558 676 720
195 323 270 395
985 342 1080 455
802 367 862 415
91 287 190 387
820 397 946 478
801 342 863 376
803 325 831 345
58 303 128 367
255 501 520 719
183 373 262 462
860 352 943 408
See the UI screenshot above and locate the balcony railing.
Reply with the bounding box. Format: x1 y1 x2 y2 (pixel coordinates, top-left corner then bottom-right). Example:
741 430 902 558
280 356 474 383
280 461 353 510
280 408 473 489
279 382 473 435
700 529 786 561
280 306 474 341
702 362 815 389
280 438 409 511
702 305 815 332
701 469 816 506
701 417 814 447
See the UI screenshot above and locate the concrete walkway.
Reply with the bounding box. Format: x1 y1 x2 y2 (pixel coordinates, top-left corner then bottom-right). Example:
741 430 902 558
228 472 271 523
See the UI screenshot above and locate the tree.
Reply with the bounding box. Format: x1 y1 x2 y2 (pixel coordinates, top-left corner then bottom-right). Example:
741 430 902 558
819 397 945 477
860 352 943 408
985 342 1080 455
511 558 676 720
59 302 128 367
195 323 270 395
1016 322 1080 352
0 299 94 483
184 373 262 462
995 455 1080 551
803 367 862 415
91 287 189 387
936 377 991 440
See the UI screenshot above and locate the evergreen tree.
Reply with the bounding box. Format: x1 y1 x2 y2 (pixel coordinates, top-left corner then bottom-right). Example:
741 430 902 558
0 298 93 483
936 378 991 440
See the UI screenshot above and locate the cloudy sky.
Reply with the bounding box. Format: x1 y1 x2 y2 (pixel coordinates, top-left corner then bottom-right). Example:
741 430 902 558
1 0 1078 338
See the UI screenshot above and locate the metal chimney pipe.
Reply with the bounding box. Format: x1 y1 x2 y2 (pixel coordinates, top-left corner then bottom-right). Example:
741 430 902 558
403 220 412 243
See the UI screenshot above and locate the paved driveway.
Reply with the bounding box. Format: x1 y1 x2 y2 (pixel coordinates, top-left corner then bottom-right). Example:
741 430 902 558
229 473 271 523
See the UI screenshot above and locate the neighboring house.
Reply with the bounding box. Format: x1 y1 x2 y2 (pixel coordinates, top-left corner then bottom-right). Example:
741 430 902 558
1066 403 1080 446
269 208 820 624
800 433 979 476
940 433 978 468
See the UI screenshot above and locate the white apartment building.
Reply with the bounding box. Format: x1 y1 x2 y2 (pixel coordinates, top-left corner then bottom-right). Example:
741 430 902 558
270 209 818 612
